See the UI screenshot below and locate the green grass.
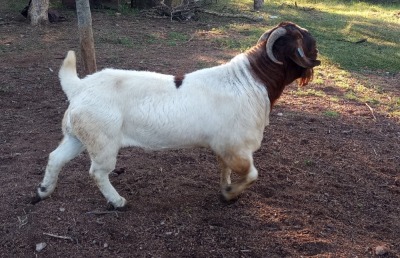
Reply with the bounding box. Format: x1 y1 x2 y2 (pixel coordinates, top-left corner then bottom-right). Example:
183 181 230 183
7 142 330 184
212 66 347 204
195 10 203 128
323 110 340 118
204 0 400 119
4 0 399 119
294 89 327 97
209 0 400 73
5 0 27 11
167 32 189 46
98 34 135 48
117 37 134 47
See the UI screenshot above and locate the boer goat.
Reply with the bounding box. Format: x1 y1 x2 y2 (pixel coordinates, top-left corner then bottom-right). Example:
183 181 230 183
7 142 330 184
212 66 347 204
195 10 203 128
32 22 320 209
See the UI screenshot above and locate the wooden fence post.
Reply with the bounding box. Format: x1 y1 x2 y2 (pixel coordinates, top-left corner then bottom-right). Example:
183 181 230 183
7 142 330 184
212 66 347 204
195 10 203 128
76 0 97 75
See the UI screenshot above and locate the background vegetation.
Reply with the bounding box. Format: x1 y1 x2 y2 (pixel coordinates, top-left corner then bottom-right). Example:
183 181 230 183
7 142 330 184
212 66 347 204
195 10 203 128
3 0 400 119
207 0 400 118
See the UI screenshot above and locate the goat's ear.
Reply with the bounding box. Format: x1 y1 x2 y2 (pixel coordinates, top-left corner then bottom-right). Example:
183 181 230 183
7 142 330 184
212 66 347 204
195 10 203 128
290 46 321 68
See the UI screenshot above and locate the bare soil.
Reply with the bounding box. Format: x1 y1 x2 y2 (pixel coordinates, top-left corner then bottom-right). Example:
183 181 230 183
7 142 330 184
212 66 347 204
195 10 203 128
1 6 399 258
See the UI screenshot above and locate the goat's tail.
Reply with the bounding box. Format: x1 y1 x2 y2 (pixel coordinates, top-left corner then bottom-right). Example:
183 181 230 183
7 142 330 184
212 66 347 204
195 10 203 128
59 51 81 100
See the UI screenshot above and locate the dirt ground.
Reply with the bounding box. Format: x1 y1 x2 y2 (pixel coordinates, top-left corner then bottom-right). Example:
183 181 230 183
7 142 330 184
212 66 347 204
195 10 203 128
1 5 399 258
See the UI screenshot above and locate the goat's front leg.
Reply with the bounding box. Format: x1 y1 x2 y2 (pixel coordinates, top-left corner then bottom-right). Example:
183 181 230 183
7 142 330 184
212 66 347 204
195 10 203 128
217 155 232 189
217 152 258 201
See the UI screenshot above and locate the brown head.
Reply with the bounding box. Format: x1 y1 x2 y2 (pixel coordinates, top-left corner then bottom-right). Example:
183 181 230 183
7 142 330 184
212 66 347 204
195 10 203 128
246 22 320 106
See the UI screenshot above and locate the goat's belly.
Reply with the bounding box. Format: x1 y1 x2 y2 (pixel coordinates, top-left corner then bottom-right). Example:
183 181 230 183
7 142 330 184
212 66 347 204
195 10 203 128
120 132 209 150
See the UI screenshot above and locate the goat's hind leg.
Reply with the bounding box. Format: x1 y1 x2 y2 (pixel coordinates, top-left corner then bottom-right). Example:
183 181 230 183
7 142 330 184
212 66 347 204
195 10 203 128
32 135 84 204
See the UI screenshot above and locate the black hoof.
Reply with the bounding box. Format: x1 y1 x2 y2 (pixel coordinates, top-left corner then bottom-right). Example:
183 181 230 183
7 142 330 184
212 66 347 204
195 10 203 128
106 203 129 212
219 193 239 204
30 194 42 205
31 184 47 205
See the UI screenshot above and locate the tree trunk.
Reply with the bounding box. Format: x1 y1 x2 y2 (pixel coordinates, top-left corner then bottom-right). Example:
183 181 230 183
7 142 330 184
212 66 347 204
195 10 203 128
29 0 49 25
76 0 97 75
254 0 264 11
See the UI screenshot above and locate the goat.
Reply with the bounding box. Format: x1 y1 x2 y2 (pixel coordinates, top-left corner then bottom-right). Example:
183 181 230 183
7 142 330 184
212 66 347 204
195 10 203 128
32 22 320 209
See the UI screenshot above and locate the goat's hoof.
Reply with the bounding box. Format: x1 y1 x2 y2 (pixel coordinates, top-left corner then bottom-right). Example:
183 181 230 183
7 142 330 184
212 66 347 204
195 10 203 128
106 203 129 211
31 185 47 204
220 187 240 204
219 193 239 204
106 197 128 211
30 194 42 205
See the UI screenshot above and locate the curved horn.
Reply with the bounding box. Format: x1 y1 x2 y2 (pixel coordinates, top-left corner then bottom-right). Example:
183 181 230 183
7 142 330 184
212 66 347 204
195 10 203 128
266 27 287 65
257 29 273 44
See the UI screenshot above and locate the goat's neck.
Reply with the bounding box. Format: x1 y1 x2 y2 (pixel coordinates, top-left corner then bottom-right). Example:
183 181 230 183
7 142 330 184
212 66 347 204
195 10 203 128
245 61 286 106
245 46 303 107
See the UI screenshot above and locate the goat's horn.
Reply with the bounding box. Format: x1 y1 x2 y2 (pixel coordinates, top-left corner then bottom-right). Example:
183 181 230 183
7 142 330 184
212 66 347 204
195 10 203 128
266 27 287 65
257 29 272 44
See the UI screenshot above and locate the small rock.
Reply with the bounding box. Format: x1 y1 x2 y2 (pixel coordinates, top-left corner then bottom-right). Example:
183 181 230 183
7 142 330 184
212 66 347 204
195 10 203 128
36 242 47 252
277 112 283 117
375 245 389 255
103 243 109 248
341 129 353 134
59 207 65 212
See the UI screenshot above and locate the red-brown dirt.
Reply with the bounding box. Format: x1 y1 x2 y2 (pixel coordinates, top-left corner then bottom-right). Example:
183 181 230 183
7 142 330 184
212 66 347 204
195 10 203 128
1 6 399 258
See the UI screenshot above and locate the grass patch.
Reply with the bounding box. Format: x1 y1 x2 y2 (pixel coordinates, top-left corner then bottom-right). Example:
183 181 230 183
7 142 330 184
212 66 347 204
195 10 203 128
294 89 326 98
167 32 189 46
5 0 26 11
116 37 133 47
98 35 134 48
209 24 262 50
209 0 400 73
323 110 340 118
344 91 359 101
202 0 399 118
144 34 159 45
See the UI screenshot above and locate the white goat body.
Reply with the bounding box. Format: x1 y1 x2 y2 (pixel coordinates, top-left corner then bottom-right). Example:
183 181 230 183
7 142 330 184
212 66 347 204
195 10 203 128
34 22 320 209
62 53 270 153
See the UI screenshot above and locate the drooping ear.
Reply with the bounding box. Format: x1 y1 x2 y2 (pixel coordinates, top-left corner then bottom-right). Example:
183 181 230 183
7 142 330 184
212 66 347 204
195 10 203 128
290 31 321 69
291 46 321 68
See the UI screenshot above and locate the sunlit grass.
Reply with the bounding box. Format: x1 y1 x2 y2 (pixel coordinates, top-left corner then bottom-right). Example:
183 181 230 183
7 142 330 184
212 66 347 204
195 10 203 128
4 0 399 120
205 0 399 120
167 31 189 46
323 110 340 118
294 89 327 98
210 0 400 73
